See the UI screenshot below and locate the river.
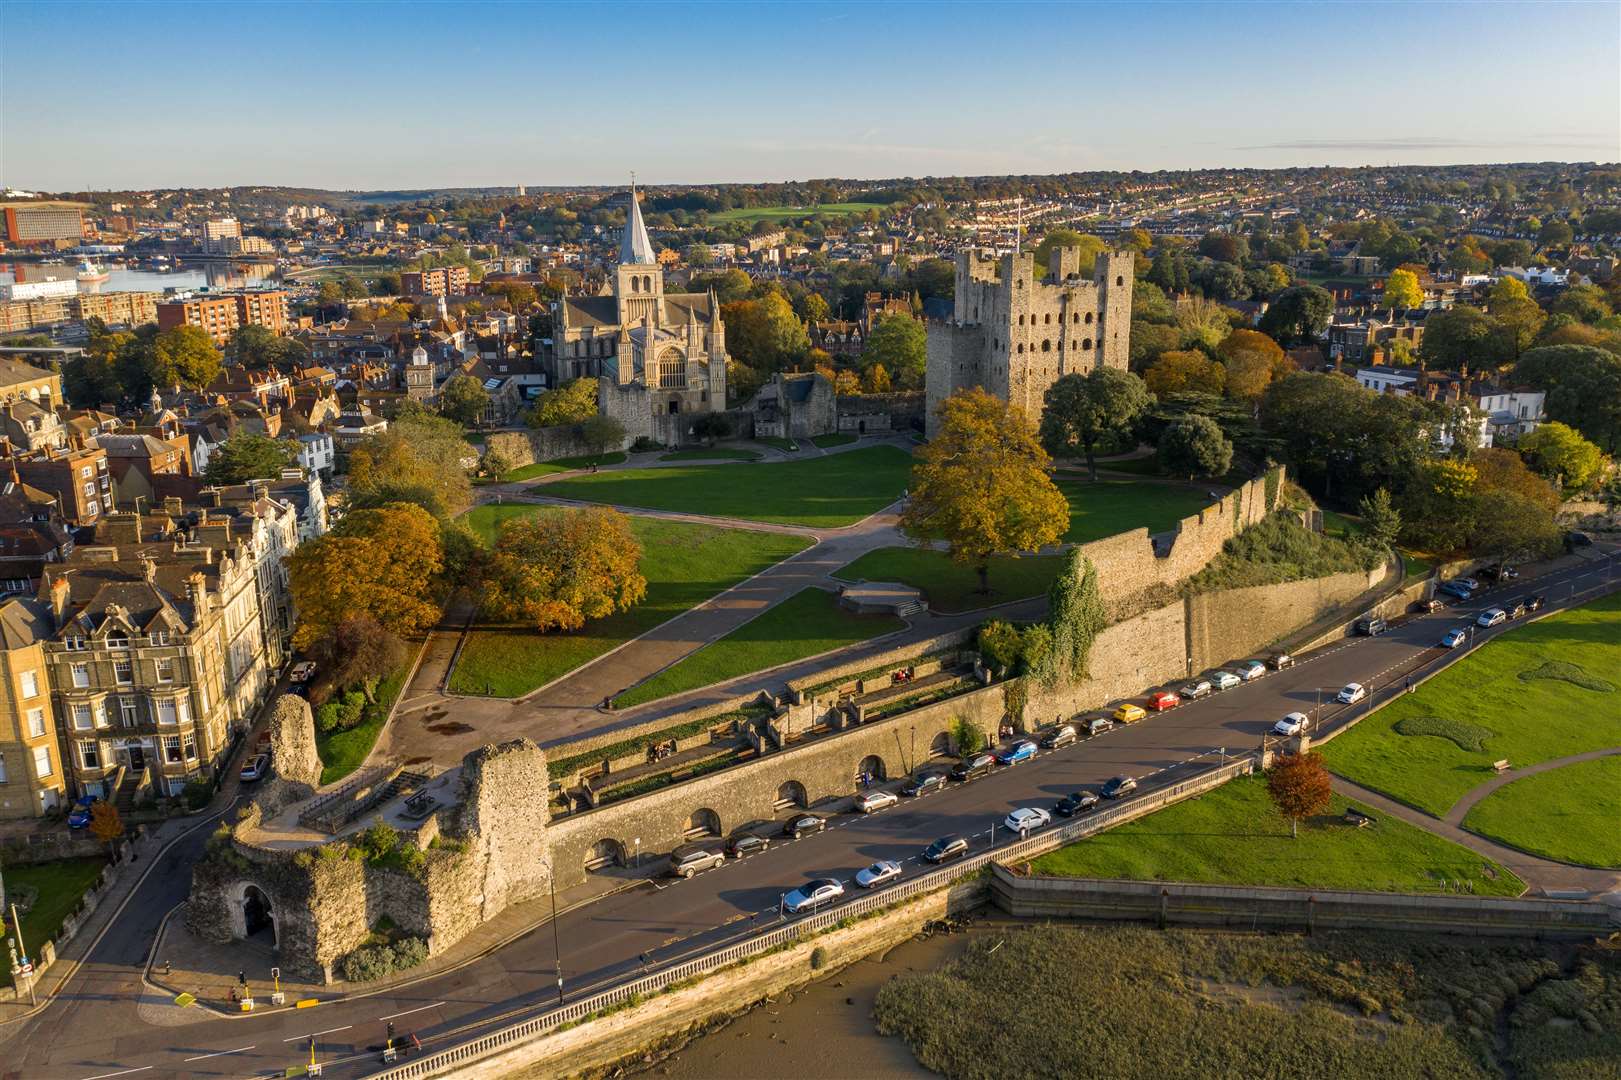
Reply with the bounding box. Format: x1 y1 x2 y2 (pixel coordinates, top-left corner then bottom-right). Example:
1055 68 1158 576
1 259 281 294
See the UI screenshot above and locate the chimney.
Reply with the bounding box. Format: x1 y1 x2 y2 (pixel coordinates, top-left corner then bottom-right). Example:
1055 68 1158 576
163 496 184 516
45 572 71 630
186 570 207 615
139 554 157 582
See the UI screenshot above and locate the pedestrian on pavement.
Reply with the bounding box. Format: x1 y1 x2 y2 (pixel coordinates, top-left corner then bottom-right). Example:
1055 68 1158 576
1405 677 1414 694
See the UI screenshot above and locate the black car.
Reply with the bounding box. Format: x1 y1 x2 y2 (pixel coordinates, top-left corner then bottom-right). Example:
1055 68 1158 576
1507 600 1528 618
950 754 996 781
1566 530 1593 549
901 772 947 797
783 814 826 839
725 833 771 858
1055 790 1099 817
1521 594 1546 612
1355 615 1387 636
1415 597 1445 614
1267 652 1295 671
1040 724 1078 749
922 835 969 863
1101 775 1139 799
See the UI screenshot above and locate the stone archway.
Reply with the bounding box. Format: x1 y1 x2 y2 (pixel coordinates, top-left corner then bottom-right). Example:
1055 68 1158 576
774 780 807 810
857 755 887 783
585 838 627 872
928 731 953 758
228 881 279 946
685 808 721 839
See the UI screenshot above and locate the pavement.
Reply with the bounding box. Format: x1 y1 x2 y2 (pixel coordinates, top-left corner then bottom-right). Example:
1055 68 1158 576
6 543 1614 1080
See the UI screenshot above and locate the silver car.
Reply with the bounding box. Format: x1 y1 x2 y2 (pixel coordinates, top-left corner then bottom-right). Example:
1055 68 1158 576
854 860 903 889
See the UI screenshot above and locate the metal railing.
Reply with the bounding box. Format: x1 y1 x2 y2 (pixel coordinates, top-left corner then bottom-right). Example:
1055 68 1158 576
369 753 1258 1079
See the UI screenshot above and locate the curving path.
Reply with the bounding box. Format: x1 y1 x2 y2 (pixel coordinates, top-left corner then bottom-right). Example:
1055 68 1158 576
1441 746 1621 828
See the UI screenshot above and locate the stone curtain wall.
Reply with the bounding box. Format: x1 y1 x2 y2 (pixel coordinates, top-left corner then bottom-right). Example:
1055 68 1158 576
486 425 600 470
1184 565 1385 673
258 694 322 816
835 390 924 435
454 739 552 920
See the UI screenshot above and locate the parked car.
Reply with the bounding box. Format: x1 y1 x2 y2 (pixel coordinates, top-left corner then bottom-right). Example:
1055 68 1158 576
668 845 725 879
1055 790 1100 817
1040 724 1077 750
1482 565 1519 582
240 753 270 782
854 789 898 814
1336 682 1366 705
1004 806 1052 833
1457 576 1481 591
1147 690 1181 712
725 833 771 859
1521 594 1546 612
1085 716 1115 736
66 796 97 829
901 772 946 797
784 877 845 914
1101 776 1138 799
1441 628 1468 648
1272 711 1310 737
950 754 996 781
1415 597 1445 614
1210 671 1242 692
1507 600 1527 619
1180 679 1212 700
854 860 903 889
1234 659 1267 681
1565 531 1593 549
1477 607 1507 628
1437 581 1473 601
922 835 970 863
1354 615 1387 636
288 660 318 684
1268 652 1295 671
783 814 826 838
996 739 1038 765
1112 703 1147 724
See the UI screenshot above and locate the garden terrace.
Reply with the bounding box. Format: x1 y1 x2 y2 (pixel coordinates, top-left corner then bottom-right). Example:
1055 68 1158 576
577 738 757 809
545 705 771 785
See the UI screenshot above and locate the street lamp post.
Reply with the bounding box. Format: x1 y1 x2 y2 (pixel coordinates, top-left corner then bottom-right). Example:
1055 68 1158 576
548 870 564 1005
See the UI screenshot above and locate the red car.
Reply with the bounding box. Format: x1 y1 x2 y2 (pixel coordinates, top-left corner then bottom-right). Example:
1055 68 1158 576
1147 690 1182 712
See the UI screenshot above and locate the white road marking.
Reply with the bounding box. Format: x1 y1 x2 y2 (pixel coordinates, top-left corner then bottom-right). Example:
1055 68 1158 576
378 1001 445 1021
282 1024 352 1042
182 1047 255 1062
79 1070 153 1080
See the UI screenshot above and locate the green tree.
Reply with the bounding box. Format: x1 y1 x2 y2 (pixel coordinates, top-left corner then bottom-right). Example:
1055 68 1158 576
65 325 130 406
1156 415 1232 480
901 388 1069 595
1518 421 1606 491
1039 368 1153 481
859 313 926 388
1488 276 1529 304
1358 487 1401 549
1382 268 1423 313
1551 284 1612 324
1490 297 1547 358
1032 229 1105 278
1419 306 1510 371
528 377 598 427
795 292 831 324
1257 284 1332 346
976 619 1024 675
684 243 713 267
1537 219 1574 248
721 291 809 373
438 373 490 427
1515 345 1621 453
228 324 307 370
578 414 625 459
204 434 296 485
348 408 475 518
146 325 223 389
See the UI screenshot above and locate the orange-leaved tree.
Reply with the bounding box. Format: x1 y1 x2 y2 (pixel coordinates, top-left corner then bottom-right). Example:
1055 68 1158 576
482 507 647 632
1266 750 1333 839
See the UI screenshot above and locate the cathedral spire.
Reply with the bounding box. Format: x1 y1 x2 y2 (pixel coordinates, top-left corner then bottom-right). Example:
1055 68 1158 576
619 174 656 266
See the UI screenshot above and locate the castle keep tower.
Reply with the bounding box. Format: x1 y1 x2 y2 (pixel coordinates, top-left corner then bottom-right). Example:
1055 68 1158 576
924 247 1134 436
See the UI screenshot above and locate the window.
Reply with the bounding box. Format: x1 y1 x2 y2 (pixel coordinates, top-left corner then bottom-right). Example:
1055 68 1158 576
65 636 85 650
32 745 52 779
151 630 169 646
71 662 89 688
0 752 7 783
72 703 93 730
164 735 182 763
157 700 177 726
80 465 92 479
114 660 133 685
120 697 139 726
83 481 96 498
19 670 38 698
79 741 100 769
183 734 196 760
1085 311 1093 324
26 708 45 739
107 633 129 649
178 698 191 724
156 658 174 683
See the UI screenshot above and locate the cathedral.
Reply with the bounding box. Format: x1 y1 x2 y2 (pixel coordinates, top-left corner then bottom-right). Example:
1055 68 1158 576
544 184 729 446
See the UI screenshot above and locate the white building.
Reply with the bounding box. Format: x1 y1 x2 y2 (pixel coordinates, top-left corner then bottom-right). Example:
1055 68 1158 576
293 432 335 475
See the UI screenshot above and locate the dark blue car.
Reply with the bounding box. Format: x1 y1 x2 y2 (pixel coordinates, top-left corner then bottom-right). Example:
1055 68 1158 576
67 796 97 829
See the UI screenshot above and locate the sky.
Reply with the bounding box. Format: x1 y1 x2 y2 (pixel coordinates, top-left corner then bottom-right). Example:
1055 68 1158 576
2 1 1617 192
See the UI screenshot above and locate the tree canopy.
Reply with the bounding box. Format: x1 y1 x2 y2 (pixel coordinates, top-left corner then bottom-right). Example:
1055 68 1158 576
1039 368 1153 480
438 373 490 426
204 433 296 485
348 405 475 517
528 377 598 428
859 312 926 389
482 507 648 632
288 502 445 649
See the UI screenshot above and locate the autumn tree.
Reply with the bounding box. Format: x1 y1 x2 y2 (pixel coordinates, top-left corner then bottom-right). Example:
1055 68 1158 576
307 614 408 703
348 406 475 517
1157 415 1232 480
528 377 598 427
1217 328 1290 401
721 291 809 373
1145 349 1225 396
796 292 831 324
482 507 647 632
863 363 892 393
90 800 125 859
901 388 1068 595
1032 229 1105 278
1039 368 1153 480
1519 422 1606 491
860 313 926 388
1267 750 1333 839
204 433 296 485
438 373 491 426
1382 268 1423 313
288 502 445 648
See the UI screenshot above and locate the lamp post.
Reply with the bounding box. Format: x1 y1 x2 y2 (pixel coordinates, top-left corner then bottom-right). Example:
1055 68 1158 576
548 869 564 1005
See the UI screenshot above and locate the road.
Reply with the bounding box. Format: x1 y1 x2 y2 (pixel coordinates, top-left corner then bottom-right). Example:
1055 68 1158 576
7 547 1615 1079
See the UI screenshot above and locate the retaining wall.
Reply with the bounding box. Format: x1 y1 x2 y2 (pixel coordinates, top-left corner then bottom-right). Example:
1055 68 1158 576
1186 565 1385 671
485 425 596 470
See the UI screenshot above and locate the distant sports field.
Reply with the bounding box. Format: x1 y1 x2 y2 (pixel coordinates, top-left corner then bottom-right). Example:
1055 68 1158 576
708 202 886 223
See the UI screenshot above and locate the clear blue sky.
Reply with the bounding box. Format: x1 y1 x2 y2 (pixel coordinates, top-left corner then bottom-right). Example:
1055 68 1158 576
3 1 1616 191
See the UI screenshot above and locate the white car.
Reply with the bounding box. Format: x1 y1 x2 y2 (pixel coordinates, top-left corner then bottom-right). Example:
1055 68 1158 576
854 860 903 889
1477 608 1507 628
1441 628 1467 648
1336 682 1367 705
1211 671 1242 692
854 789 898 814
1272 711 1310 737
1003 806 1052 834
783 877 845 914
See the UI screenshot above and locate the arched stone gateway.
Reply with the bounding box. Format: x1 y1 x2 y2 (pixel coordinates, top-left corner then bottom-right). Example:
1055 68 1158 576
857 755 887 783
774 780 807 810
929 731 953 758
585 838 627 871
227 881 279 945
685 808 721 838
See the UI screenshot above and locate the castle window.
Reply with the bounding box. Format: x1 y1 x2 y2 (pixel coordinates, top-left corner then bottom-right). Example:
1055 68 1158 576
631 277 640 293
1085 312 1093 324
1017 314 1024 326
1116 276 1124 286
1082 338 1093 350
1017 344 1024 354
1041 340 1051 352
1044 312 1051 324
1057 341 1064 351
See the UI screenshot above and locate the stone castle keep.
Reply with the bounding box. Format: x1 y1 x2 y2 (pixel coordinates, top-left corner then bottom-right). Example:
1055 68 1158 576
926 246 1134 434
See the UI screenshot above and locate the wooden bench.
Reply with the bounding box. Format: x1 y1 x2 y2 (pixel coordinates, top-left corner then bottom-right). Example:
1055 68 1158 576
1344 808 1376 829
1492 759 1511 774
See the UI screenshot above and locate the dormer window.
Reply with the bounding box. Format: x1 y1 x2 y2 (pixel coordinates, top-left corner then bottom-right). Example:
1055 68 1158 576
107 633 129 649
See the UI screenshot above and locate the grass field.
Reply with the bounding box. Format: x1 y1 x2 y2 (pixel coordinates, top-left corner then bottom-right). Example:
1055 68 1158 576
755 436 797 452
316 664 410 784
1461 755 1621 868
1052 474 1215 544
451 506 811 697
1322 592 1621 818
503 452 625 481
537 444 913 528
1029 774 1523 895
5 857 107 961
658 448 761 462
1093 455 1162 477
832 546 1063 613
708 201 885 223
611 587 902 708
811 433 857 449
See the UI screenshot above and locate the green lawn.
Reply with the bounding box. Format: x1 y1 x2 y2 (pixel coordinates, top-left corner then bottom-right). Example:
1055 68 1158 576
316 664 410 784
1321 592 1621 818
811 433 857 449
1462 755 1621 869
611 587 903 708
708 201 886 224
658 448 761 462
537 444 913 528
1030 774 1523 896
833 546 1063 613
503 452 625 481
1093 455 1162 477
756 436 798 452
451 507 811 697
4 857 107 961
1052 474 1216 544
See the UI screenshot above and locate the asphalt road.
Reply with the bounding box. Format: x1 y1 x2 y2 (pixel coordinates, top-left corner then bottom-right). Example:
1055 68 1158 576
8 547 1616 1080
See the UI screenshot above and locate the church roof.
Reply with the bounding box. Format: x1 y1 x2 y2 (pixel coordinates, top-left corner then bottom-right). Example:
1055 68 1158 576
559 292 717 330
619 185 656 266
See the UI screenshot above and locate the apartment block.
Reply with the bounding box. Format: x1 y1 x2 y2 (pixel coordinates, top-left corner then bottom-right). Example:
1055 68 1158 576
0 601 67 819
156 290 289 345
3 202 88 250
399 265 469 297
